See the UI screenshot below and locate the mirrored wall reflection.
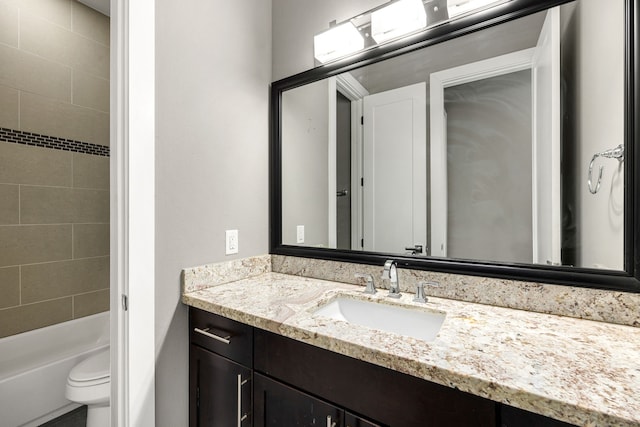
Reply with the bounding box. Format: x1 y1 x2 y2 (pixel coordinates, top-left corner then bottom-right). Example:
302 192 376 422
281 0 625 270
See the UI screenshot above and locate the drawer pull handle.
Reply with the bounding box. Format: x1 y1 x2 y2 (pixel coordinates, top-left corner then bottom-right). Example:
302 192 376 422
327 415 336 427
194 327 231 344
237 374 249 426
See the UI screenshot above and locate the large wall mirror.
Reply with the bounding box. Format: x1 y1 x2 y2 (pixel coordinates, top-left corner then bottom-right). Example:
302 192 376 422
271 0 640 292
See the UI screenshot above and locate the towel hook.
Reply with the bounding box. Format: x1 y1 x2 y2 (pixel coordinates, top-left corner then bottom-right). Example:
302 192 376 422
587 144 624 194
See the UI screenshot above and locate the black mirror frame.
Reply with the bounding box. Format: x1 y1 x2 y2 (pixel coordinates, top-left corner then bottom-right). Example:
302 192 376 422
270 0 640 293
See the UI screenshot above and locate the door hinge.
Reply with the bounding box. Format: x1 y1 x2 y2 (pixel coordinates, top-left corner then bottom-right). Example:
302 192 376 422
361 238 364 248
196 386 200 408
360 177 364 186
121 294 128 311
361 116 364 125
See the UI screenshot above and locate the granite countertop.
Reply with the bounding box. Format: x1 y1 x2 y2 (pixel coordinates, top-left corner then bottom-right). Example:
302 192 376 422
182 271 640 427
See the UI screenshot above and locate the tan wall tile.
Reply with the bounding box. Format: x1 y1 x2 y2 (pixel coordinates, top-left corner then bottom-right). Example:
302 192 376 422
20 13 109 79
0 141 72 186
73 289 109 318
4 0 73 29
0 44 72 102
0 1 19 47
71 1 109 46
0 85 19 129
0 297 72 338
21 256 108 303
20 91 109 146
73 223 109 258
0 224 71 267
0 184 19 224
72 70 109 113
0 267 20 309
73 152 109 189
20 186 109 224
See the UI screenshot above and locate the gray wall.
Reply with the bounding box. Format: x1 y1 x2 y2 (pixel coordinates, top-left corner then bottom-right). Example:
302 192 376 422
155 0 271 425
0 0 110 338
561 0 624 270
444 70 533 264
282 80 330 247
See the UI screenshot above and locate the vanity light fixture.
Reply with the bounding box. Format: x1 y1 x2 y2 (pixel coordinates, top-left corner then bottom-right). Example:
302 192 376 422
446 0 506 18
314 22 365 64
371 0 427 44
313 0 512 65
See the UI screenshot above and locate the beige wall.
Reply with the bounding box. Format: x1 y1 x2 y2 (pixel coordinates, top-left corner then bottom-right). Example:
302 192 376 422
0 0 110 338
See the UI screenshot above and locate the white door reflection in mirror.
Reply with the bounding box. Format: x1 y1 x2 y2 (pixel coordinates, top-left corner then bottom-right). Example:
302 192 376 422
363 83 427 255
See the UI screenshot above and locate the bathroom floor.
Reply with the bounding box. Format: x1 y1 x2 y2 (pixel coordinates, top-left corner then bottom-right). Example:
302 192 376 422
39 406 87 427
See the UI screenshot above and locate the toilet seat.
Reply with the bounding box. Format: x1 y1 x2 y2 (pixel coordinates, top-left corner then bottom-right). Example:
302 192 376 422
65 347 111 407
68 348 110 384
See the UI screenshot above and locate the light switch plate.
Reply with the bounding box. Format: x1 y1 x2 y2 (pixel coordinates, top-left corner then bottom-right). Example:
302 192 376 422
296 225 304 244
225 229 238 255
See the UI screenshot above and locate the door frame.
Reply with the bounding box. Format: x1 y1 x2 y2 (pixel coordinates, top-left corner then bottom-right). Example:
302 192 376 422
429 48 536 258
110 0 156 425
327 73 369 250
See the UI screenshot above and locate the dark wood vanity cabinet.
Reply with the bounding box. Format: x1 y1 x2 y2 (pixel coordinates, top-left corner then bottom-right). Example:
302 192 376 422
189 309 253 427
189 308 577 427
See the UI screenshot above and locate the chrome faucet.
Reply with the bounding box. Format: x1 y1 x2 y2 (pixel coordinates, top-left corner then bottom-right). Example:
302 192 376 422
354 273 376 294
382 260 401 298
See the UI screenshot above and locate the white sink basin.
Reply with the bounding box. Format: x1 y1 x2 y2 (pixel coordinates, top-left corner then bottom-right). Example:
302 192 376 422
313 297 445 342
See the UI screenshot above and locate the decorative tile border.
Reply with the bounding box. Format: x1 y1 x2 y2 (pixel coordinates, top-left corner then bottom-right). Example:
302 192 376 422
0 127 109 157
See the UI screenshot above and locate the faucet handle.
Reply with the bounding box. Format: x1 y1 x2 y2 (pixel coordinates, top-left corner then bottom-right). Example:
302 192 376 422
414 281 439 303
355 273 376 294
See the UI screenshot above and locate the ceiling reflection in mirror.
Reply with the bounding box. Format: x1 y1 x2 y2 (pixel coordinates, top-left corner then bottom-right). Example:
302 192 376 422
280 0 625 271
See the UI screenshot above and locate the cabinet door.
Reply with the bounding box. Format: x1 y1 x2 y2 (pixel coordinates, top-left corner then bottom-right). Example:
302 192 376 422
254 373 343 427
190 345 251 427
345 412 384 427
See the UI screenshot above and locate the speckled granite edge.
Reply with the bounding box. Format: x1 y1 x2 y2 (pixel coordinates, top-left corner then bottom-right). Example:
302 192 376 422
182 254 271 294
271 255 640 328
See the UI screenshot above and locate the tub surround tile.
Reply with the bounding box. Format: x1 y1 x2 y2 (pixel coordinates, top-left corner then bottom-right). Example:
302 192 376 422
272 255 640 328
182 254 272 294
73 289 109 318
73 224 109 258
0 267 20 309
20 91 109 147
0 225 72 267
72 152 109 189
71 1 110 46
72 70 109 113
20 12 109 79
20 185 109 224
0 141 72 187
0 297 72 337
182 272 640 427
21 256 109 304
0 86 19 130
11 0 72 29
0 1 19 47
0 184 19 224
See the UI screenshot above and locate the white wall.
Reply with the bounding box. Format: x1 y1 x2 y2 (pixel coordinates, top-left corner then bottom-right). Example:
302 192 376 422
272 0 385 80
282 80 330 247
561 0 624 269
154 1 271 425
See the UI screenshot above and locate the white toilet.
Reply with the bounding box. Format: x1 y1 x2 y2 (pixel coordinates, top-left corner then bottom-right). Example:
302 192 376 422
65 347 111 427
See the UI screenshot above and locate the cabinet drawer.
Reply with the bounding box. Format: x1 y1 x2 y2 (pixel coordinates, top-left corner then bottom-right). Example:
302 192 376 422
189 307 253 367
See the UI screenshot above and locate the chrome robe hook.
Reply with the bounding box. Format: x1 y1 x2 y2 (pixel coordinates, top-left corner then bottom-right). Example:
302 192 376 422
587 144 624 194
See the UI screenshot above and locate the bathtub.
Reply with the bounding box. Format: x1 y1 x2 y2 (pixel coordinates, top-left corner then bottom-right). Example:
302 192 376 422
0 312 109 427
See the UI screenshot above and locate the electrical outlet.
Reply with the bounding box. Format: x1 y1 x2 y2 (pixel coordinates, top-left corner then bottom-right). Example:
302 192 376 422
296 225 304 244
225 229 238 255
